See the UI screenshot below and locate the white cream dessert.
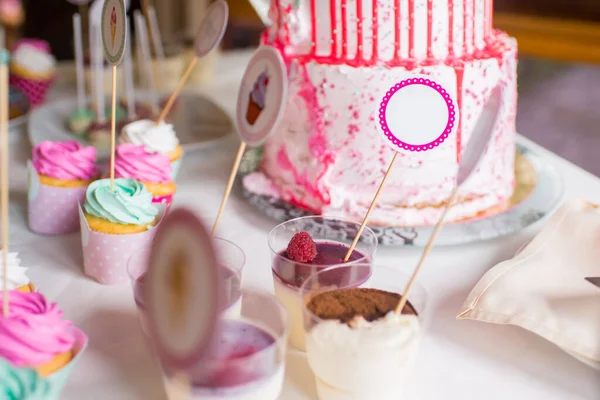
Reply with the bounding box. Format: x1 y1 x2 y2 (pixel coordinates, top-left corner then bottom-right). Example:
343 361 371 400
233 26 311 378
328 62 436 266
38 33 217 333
0 252 34 292
305 288 420 400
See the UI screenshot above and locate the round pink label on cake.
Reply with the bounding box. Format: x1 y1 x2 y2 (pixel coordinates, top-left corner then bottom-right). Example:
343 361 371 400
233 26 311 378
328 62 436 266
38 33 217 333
194 0 228 58
101 0 127 66
236 46 288 147
377 75 458 153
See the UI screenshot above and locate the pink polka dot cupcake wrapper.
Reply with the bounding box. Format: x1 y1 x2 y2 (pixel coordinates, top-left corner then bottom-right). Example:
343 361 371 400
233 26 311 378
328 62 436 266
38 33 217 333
9 73 55 107
77 204 166 286
27 161 87 236
152 194 173 212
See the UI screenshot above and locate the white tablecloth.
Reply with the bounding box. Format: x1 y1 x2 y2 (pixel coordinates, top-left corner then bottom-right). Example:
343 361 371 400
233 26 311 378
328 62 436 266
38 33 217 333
8 50 600 399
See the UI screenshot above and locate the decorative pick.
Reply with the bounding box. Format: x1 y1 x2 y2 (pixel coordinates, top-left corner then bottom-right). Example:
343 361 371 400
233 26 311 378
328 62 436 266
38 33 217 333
344 75 459 262
0 47 9 317
395 84 503 314
146 6 165 91
101 0 127 192
211 46 287 237
145 209 221 400
89 0 105 123
156 0 228 124
134 10 159 114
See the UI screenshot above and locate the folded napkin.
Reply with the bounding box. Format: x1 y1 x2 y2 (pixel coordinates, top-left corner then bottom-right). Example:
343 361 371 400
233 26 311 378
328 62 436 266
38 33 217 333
458 199 600 363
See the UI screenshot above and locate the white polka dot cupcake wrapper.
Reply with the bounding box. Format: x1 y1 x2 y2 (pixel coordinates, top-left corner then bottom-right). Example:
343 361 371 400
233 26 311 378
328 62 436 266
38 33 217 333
27 161 88 236
77 204 166 286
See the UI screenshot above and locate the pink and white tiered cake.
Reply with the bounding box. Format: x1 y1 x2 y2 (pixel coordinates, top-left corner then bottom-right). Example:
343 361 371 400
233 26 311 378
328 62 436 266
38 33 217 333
244 0 517 226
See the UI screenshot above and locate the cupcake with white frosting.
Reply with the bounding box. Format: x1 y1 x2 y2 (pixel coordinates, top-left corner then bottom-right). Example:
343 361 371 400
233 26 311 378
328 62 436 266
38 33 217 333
0 253 35 292
9 39 56 107
120 119 183 179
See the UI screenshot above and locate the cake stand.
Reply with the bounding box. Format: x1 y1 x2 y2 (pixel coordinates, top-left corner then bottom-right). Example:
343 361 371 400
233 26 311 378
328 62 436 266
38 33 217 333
240 136 565 246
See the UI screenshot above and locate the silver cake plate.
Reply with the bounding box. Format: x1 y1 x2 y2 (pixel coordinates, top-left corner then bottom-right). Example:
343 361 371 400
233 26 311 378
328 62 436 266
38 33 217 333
240 137 565 246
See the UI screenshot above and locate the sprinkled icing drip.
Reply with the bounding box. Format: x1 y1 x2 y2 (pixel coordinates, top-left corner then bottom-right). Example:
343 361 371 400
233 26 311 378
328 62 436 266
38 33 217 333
463 0 469 55
372 0 379 62
340 0 348 60
448 0 455 58
330 1 338 59
427 0 434 60
310 0 317 56
393 0 401 59
356 0 364 61
408 0 415 58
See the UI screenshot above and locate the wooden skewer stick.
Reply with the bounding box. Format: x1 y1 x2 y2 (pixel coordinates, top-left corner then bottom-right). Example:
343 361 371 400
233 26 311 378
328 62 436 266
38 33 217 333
156 57 198 124
343 152 399 262
0 53 9 316
395 186 459 314
110 65 117 192
211 141 247 237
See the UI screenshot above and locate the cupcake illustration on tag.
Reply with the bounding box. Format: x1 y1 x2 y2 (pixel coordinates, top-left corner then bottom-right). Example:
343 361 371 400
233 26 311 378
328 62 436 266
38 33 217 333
247 69 269 126
236 46 288 147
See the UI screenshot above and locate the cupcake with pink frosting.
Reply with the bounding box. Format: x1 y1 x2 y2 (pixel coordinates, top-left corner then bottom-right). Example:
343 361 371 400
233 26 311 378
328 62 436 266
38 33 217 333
113 143 176 206
0 291 88 399
28 141 99 235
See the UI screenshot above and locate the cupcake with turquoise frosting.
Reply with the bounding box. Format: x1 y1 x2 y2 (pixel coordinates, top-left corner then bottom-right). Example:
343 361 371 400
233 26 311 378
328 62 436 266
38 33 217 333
83 178 159 234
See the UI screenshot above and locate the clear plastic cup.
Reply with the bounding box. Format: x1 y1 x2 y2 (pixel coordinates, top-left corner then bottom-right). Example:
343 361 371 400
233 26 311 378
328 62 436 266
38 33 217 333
302 264 427 400
127 238 246 334
162 289 289 400
268 216 378 350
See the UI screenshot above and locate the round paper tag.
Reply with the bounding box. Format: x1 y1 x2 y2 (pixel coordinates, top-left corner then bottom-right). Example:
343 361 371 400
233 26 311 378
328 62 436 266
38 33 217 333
235 46 287 147
377 75 458 153
194 0 229 58
145 208 220 369
101 0 127 66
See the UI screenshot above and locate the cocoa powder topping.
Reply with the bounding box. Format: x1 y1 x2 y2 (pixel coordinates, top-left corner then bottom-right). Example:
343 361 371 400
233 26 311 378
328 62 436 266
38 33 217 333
306 288 417 324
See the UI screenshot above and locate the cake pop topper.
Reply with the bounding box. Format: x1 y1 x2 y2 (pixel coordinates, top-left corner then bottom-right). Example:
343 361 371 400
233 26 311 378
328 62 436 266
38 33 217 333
343 75 459 261
395 84 503 314
101 0 127 191
235 45 287 147
156 0 229 124
211 45 287 237
194 0 229 58
101 0 126 66
145 208 220 369
377 75 458 153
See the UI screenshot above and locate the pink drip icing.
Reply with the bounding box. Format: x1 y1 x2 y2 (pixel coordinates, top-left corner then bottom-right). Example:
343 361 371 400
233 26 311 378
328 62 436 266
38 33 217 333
393 0 401 60
356 0 364 61
408 0 416 58
427 0 434 59
448 0 455 58
330 1 338 58
310 0 317 56
341 0 348 59
372 0 379 62
462 0 469 54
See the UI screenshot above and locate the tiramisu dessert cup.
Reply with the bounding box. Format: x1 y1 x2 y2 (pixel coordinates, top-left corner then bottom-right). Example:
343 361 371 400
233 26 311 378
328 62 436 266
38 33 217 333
127 238 245 334
162 289 289 400
302 264 427 400
268 216 377 350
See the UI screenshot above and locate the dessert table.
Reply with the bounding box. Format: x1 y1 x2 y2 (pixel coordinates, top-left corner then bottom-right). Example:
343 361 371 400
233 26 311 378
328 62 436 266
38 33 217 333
9 50 600 399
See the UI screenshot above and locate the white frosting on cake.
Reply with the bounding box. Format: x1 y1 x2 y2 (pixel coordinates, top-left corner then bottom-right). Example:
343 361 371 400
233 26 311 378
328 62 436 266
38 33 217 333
12 44 55 74
246 0 517 226
0 253 30 290
120 119 179 154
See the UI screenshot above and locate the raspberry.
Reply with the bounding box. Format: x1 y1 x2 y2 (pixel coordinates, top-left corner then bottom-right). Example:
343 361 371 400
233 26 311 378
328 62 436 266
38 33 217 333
286 232 317 262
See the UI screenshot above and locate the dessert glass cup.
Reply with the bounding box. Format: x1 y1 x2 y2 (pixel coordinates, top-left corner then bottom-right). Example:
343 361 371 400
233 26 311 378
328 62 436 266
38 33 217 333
302 264 427 400
127 238 245 334
162 289 289 400
268 216 377 350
